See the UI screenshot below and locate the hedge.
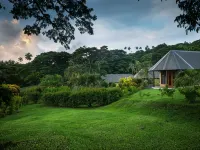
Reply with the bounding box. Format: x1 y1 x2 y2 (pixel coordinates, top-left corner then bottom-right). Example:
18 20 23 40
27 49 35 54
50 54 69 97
42 87 122 108
20 86 44 104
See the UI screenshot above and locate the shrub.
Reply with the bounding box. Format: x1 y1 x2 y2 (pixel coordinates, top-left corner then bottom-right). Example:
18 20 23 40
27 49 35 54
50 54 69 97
42 91 71 107
175 70 200 103
109 83 116 87
24 72 43 86
42 87 122 108
7 96 22 115
100 81 109 88
132 78 143 87
122 86 139 96
0 84 22 117
66 73 103 87
119 77 137 88
40 74 63 87
43 86 70 93
178 86 199 103
69 87 122 107
20 86 43 104
159 85 175 99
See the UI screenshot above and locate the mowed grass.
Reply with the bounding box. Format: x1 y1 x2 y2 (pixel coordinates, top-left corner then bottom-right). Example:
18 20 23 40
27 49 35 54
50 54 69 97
1 89 200 150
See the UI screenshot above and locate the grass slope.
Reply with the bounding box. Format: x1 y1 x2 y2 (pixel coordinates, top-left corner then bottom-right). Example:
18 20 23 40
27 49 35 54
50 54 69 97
1 89 200 150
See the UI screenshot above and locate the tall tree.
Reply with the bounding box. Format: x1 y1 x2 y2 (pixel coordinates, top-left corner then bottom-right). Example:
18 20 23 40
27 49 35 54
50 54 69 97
0 0 96 49
128 63 135 74
18 57 23 63
25 53 33 62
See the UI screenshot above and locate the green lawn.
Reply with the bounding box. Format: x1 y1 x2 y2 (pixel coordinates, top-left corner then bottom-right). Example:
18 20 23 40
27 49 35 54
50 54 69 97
1 89 200 150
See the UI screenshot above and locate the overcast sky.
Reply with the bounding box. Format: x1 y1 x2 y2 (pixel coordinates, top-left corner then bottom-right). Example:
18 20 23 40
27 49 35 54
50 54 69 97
0 0 200 61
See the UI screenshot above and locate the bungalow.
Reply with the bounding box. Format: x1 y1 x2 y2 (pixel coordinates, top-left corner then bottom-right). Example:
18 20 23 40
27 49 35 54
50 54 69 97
102 74 134 83
149 50 200 88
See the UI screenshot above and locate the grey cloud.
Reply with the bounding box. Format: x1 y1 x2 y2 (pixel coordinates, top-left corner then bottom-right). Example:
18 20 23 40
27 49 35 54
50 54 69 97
0 20 21 44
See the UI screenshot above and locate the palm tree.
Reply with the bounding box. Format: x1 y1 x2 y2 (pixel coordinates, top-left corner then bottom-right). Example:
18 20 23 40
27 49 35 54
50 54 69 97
18 57 23 62
135 61 141 73
25 53 33 62
128 63 135 74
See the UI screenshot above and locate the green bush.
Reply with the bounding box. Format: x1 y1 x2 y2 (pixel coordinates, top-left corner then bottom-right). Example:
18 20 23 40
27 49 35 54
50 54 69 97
43 86 71 94
159 85 175 99
42 87 122 108
100 81 109 88
7 96 22 115
121 86 139 96
42 91 71 107
0 84 22 117
20 86 43 104
40 74 63 87
118 77 137 88
178 86 199 103
175 70 200 103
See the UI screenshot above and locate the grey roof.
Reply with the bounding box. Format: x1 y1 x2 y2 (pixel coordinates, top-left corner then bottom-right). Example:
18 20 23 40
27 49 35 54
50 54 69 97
149 50 200 71
134 69 160 79
102 74 134 83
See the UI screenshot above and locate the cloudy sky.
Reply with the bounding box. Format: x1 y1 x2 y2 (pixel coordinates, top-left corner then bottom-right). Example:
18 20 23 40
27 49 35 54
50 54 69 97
0 0 200 61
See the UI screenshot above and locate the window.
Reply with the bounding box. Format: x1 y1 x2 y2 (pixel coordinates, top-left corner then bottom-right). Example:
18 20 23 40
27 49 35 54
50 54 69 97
161 71 166 84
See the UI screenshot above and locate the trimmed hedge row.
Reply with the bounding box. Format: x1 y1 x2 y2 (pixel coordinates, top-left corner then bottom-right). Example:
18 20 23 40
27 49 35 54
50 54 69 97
42 87 122 108
20 86 44 104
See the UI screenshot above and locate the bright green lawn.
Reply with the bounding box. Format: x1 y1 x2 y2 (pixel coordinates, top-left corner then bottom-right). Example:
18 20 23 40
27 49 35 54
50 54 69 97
1 89 200 150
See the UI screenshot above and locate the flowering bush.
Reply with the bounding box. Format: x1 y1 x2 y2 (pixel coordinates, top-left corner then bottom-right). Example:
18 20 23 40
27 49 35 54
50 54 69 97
118 77 137 88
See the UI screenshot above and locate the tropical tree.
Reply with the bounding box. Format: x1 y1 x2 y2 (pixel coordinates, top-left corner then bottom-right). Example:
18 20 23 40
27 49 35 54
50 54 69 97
0 0 96 49
25 53 33 62
145 45 150 51
135 61 142 73
18 57 23 63
128 63 135 74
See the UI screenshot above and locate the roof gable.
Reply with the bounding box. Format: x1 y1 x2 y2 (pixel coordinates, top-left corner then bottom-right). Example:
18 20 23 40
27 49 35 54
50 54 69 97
149 50 200 71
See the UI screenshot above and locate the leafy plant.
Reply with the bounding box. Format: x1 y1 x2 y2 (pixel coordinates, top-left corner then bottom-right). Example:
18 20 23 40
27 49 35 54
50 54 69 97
175 70 200 103
159 85 175 99
40 74 63 87
20 86 44 104
42 87 122 108
0 84 22 117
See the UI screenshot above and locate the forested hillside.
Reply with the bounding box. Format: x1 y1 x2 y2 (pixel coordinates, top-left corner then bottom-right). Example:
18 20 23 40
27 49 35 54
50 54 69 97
1 39 200 86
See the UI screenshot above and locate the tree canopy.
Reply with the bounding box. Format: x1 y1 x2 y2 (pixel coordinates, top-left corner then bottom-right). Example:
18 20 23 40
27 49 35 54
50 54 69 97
1 0 200 50
0 0 96 49
1 39 200 87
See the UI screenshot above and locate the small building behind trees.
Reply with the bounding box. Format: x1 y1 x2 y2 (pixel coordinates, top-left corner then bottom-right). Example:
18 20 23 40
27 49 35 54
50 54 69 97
149 50 200 87
102 74 134 83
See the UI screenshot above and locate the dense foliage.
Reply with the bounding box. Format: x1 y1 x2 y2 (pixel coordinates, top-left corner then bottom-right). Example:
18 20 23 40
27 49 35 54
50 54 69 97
0 84 22 117
159 85 175 99
175 70 200 103
0 0 96 49
2 40 200 87
40 74 63 87
20 86 44 104
42 87 122 108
